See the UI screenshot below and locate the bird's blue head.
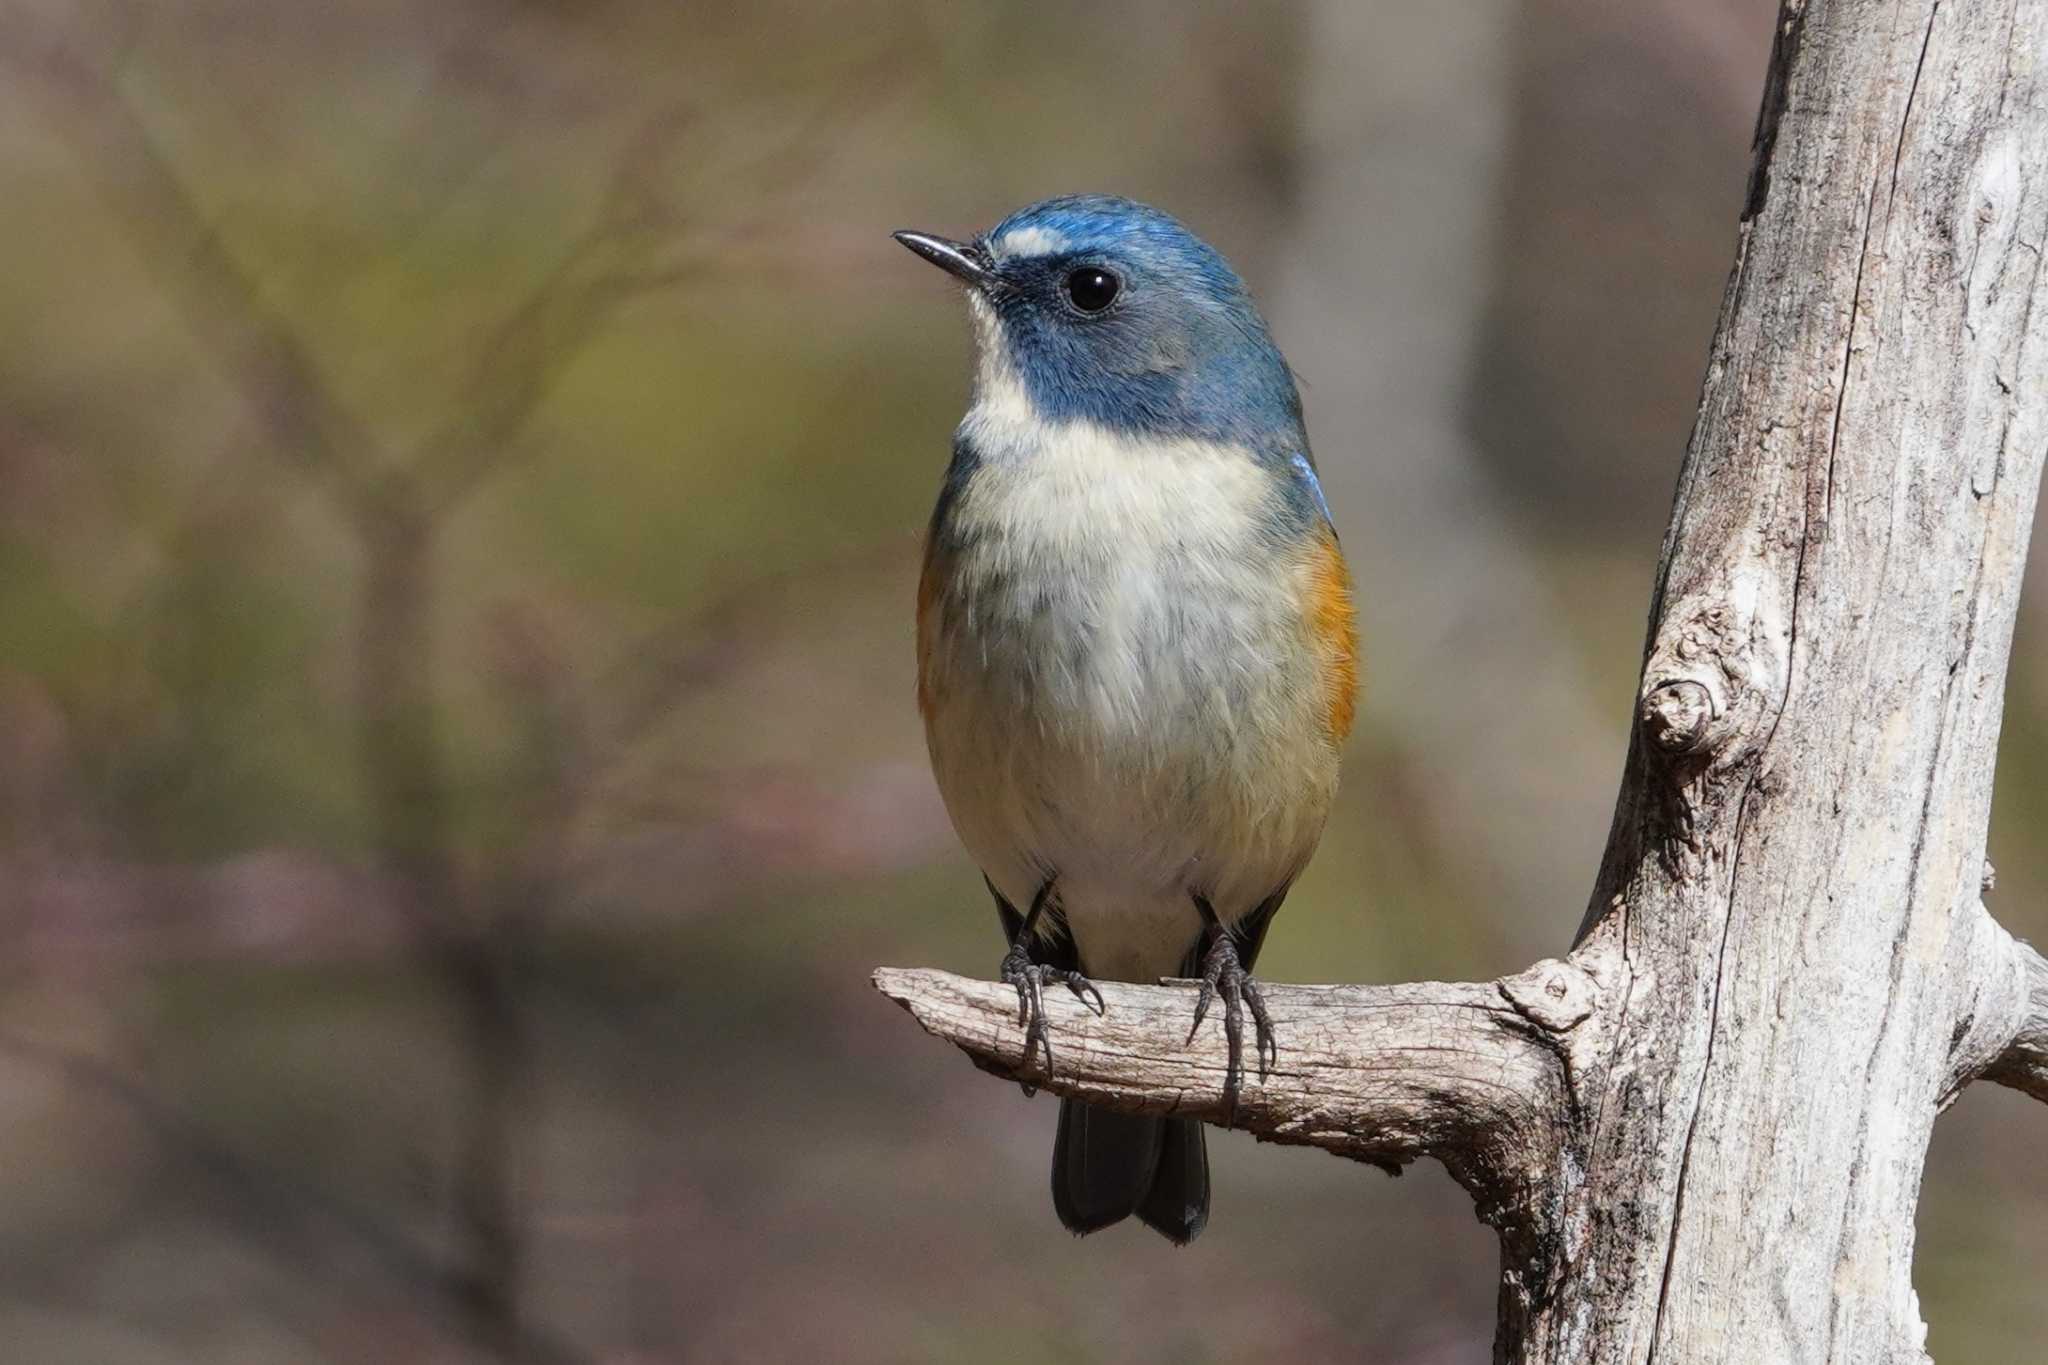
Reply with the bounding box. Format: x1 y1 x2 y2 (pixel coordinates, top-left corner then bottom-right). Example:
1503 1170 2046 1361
894 195 1305 452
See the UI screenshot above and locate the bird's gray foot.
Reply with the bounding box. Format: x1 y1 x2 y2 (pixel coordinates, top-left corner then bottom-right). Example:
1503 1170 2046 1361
1000 940 1104 1096
1185 914 1277 1125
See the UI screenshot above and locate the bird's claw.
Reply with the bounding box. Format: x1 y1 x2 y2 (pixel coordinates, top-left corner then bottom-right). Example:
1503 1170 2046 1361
1184 932 1276 1125
1000 943 1104 1097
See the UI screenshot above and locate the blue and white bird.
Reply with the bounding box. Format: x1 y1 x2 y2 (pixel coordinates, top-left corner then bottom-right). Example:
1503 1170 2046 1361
896 195 1357 1244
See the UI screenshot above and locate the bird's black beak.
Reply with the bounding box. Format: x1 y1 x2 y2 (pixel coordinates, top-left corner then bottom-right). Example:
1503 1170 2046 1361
893 230 998 290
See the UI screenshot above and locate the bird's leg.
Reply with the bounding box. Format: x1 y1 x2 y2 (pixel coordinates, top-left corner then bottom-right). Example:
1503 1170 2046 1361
999 878 1104 1096
1185 894 1277 1126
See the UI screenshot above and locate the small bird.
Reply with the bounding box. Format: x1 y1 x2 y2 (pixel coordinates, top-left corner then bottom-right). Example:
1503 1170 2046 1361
897 195 1356 1244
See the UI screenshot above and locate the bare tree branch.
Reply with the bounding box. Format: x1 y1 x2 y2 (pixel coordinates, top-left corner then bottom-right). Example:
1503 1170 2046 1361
874 960 1605 1342
877 5 2048 1359
1986 940 2048 1107
873 963 1589 1193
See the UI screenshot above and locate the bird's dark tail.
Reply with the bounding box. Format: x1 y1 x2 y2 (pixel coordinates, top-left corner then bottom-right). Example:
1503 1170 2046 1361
1051 1099 1209 1245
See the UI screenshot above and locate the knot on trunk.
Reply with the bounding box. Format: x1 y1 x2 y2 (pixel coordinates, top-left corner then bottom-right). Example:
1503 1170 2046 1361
1640 680 1715 755
1636 584 1791 774
1500 958 1600 1033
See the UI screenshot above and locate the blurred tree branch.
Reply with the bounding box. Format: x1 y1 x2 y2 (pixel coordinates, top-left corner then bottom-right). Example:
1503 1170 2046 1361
3 10 905 1358
0 1029 597 1365
4 14 734 1358
11 18 386 515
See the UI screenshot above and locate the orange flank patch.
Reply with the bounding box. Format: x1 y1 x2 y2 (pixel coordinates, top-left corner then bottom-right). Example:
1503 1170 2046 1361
915 538 946 719
1305 530 1359 743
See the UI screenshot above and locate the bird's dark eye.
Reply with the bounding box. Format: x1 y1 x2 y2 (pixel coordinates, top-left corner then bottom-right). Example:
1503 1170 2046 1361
1064 267 1120 313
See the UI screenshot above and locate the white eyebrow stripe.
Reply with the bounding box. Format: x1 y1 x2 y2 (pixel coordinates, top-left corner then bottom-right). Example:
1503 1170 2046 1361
996 226 1067 258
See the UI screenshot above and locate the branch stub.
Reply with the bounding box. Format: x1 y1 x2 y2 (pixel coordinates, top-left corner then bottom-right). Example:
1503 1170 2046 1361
1639 678 1716 755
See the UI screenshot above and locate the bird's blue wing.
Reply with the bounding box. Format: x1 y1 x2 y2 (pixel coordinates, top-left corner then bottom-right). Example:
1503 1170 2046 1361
1286 449 1334 527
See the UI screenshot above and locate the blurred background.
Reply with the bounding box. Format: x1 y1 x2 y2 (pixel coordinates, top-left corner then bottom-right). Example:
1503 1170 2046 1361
0 1 2043 1361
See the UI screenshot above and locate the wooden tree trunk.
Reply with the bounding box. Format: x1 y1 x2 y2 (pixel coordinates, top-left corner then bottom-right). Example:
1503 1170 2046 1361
877 3 2048 1360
